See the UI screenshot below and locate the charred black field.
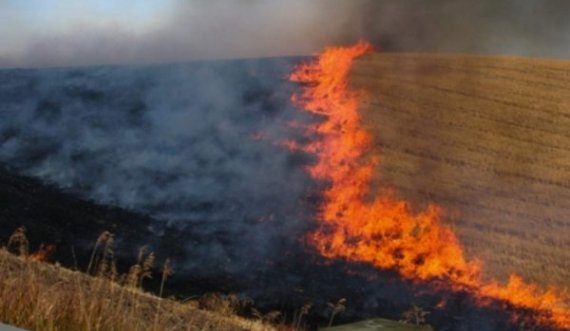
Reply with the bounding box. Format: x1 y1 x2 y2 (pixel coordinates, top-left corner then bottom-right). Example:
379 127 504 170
0 161 545 331
1 56 568 331
0 57 313 275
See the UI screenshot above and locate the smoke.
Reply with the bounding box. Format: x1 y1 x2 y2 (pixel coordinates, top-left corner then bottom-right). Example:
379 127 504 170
353 0 570 58
0 58 317 274
167 0 570 59
1 3 568 328
0 1 364 67
167 0 570 57
1 0 569 68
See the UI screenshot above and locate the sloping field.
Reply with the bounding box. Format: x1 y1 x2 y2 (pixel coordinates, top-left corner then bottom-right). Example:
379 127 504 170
0 248 273 331
350 53 570 289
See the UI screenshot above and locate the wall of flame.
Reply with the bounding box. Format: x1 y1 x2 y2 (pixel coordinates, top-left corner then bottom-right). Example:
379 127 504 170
289 42 569 329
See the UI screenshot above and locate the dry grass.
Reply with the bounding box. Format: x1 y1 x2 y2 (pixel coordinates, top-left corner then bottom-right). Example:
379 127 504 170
351 53 570 289
0 230 277 331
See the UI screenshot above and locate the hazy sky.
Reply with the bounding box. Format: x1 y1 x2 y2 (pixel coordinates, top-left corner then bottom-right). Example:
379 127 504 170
0 0 175 66
1 1 172 41
1 0 569 68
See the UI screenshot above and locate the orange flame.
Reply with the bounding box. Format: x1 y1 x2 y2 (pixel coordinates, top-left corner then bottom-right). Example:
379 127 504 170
29 244 56 262
290 42 570 329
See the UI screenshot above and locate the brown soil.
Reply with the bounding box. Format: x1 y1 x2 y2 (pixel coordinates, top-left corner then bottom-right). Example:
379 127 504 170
351 53 570 289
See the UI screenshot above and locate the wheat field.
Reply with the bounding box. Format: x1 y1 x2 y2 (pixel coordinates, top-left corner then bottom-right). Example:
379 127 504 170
350 53 570 289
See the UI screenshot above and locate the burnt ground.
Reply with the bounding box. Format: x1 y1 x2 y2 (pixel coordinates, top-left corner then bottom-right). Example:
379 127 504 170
0 55 567 330
0 164 156 265
0 164 561 331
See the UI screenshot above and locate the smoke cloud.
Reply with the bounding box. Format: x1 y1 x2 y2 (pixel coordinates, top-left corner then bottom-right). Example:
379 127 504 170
0 58 317 274
1 0 569 68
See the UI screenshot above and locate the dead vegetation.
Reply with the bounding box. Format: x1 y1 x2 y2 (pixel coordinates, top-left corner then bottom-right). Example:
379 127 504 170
0 228 278 331
351 53 570 289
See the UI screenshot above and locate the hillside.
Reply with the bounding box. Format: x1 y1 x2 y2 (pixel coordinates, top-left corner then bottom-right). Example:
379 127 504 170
350 53 570 288
1 54 567 330
0 165 159 267
0 247 273 331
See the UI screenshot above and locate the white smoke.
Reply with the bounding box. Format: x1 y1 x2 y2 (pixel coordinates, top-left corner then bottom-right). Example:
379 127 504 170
0 58 316 273
1 0 569 68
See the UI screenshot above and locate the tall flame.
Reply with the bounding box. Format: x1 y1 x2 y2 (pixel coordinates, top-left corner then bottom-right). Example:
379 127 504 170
290 42 570 329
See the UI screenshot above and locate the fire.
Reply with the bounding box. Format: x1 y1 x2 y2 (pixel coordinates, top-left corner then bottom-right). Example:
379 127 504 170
290 42 570 329
29 244 56 262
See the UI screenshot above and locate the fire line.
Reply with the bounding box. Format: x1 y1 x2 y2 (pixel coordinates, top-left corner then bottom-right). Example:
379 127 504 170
289 42 570 329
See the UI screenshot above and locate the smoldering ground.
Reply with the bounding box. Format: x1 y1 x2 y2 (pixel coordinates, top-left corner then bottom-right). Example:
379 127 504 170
0 57 320 275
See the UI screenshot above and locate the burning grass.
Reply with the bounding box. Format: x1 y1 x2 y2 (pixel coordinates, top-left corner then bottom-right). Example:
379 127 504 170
289 43 570 329
351 52 570 289
0 229 276 331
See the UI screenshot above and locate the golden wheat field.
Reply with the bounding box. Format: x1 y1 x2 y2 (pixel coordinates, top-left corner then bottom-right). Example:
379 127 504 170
350 53 570 289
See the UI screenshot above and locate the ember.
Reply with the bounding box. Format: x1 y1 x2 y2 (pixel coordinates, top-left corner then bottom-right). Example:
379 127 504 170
29 244 57 262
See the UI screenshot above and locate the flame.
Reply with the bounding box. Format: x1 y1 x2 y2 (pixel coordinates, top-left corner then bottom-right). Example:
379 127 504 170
29 244 56 262
290 42 570 329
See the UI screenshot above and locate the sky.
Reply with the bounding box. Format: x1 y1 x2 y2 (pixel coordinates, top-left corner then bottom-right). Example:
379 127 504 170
1 0 569 68
0 0 175 66
1 1 170 46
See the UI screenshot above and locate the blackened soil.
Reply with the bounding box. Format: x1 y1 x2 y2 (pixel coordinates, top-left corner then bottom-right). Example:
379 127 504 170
0 164 156 267
0 164 562 331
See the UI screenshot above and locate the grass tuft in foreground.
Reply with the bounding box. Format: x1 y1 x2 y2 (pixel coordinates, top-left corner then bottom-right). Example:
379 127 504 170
0 228 277 331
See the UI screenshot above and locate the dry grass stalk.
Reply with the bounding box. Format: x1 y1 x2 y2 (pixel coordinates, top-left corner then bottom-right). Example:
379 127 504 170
0 229 276 331
293 303 312 330
160 258 173 298
327 298 346 327
7 226 29 257
401 304 430 326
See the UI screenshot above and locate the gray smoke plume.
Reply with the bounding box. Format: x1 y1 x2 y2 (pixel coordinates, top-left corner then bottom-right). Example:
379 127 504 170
0 58 316 274
1 0 569 68
350 0 570 58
